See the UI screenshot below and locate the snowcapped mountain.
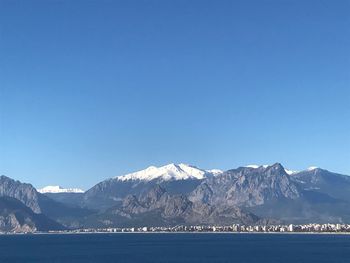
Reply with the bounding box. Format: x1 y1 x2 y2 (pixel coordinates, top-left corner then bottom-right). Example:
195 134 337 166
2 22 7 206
38 186 84 194
115 163 222 182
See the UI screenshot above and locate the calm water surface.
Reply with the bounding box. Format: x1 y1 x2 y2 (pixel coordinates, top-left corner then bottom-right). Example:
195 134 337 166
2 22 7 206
0 233 349 263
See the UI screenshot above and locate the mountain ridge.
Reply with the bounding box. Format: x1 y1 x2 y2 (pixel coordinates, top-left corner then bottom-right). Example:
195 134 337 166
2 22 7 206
1 162 350 231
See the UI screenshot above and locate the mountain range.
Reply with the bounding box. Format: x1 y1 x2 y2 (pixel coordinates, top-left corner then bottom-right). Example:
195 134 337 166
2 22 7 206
1 163 350 232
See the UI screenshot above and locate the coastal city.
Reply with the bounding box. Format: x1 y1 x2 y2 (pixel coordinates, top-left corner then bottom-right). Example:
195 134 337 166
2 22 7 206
45 223 350 234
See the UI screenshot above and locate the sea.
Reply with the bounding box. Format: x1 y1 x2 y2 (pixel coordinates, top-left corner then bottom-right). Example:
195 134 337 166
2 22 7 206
0 233 349 263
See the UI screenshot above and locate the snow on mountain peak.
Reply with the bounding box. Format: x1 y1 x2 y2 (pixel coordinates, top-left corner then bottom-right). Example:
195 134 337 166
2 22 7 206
38 185 84 194
284 169 298 175
245 164 269 169
115 163 222 182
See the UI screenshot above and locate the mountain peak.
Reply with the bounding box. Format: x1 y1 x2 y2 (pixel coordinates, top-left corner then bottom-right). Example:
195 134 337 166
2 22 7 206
115 163 221 182
243 163 298 176
267 163 287 174
270 162 284 169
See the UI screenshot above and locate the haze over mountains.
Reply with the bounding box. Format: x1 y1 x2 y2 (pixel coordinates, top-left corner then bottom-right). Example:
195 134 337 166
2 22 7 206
1 163 350 233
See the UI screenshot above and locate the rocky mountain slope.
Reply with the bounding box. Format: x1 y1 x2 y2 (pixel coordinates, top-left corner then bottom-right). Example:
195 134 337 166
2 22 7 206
82 185 261 228
291 167 350 202
0 197 64 233
0 175 42 213
0 175 93 229
189 163 300 207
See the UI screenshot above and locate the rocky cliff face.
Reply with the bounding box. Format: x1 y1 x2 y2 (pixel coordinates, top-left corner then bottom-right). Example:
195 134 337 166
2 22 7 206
93 185 261 227
0 175 42 213
189 163 300 207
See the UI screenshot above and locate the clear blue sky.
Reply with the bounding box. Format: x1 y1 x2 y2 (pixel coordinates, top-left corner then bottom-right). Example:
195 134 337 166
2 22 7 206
1 0 349 189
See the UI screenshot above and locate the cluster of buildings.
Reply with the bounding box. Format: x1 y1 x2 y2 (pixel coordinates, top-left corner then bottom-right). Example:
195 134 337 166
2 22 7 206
62 223 350 234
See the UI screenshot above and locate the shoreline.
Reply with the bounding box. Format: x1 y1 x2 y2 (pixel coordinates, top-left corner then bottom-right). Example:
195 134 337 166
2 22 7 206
2 231 350 236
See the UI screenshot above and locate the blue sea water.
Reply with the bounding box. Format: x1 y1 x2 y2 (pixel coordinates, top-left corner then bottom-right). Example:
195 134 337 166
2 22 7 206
0 233 349 263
